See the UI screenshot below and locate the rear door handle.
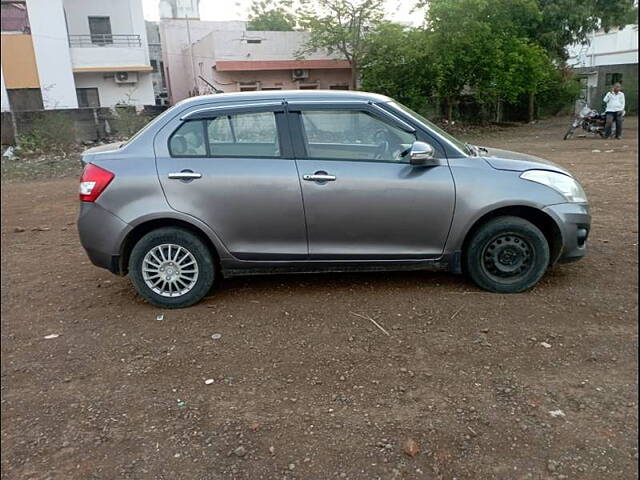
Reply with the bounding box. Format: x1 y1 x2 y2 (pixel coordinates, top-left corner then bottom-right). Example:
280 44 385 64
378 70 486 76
303 173 336 182
168 171 202 180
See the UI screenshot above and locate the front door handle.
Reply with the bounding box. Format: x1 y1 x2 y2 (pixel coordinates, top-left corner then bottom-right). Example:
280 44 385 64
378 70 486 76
168 171 202 180
303 172 336 182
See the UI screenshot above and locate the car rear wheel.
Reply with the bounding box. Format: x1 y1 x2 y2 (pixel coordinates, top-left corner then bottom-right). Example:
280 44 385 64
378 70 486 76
464 216 550 293
129 227 215 308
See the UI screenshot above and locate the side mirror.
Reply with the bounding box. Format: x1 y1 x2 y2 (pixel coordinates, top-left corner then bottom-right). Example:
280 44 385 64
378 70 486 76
409 141 437 165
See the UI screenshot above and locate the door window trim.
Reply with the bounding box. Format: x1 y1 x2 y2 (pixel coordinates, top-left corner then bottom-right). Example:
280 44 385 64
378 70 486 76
181 101 284 120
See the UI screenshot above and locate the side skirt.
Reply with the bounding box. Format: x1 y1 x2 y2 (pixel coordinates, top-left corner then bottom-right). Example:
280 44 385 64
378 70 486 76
221 254 460 278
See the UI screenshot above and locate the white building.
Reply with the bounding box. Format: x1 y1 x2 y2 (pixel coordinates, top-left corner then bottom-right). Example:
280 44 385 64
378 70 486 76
566 25 638 113
159 18 246 104
1 0 154 111
188 29 352 97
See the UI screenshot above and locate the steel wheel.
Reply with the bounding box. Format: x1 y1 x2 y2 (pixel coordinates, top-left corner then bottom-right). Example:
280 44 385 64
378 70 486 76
481 233 534 283
142 243 199 297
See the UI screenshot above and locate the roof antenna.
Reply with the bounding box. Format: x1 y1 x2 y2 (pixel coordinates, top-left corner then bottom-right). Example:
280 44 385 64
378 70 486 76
199 75 223 94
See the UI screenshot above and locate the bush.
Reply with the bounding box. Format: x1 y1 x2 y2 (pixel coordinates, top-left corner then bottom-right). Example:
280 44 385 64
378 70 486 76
536 67 582 117
17 112 76 153
112 107 151 138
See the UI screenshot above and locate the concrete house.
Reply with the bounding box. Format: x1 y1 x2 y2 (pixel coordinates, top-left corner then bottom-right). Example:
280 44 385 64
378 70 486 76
157 2 351 105
187 29 352 97
1 0 154 111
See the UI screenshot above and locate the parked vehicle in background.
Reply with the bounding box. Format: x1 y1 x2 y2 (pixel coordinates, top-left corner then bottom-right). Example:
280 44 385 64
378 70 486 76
77 91 590 308
564 99 624 140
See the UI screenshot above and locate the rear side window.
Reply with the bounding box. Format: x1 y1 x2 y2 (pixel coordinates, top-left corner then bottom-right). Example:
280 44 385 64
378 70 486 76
169 121 206 157
207 112 280 158
169 111 281 158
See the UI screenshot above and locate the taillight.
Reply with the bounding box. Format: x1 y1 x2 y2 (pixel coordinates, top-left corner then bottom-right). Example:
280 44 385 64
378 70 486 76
79 164 114 202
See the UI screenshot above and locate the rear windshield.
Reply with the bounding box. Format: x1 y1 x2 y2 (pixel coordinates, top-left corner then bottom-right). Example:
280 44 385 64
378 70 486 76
122 107 175 147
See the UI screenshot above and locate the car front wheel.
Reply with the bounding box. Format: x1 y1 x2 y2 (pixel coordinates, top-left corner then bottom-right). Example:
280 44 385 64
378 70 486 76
129 227 215 308
464 216 550 293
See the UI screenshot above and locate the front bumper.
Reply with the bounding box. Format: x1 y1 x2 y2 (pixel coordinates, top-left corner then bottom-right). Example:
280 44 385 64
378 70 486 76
78 202 131 274
543 202 591 264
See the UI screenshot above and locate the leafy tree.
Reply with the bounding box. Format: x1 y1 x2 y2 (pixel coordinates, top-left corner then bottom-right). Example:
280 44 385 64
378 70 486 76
297 0 384 89
361 0 635 122
247 0 297 31
418 0 637 60
360 23 437 110
424 0 548 120
535 0 637 59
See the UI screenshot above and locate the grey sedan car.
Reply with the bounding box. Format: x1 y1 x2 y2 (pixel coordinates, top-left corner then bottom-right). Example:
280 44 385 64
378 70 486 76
78 90 590 308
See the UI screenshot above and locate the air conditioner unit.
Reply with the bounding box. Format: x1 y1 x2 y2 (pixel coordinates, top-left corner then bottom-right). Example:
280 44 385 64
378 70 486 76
292 69 309 80
114 71 138 84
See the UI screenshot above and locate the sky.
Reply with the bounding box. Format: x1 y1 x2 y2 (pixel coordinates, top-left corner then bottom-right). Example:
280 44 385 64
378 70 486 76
143 0 425 26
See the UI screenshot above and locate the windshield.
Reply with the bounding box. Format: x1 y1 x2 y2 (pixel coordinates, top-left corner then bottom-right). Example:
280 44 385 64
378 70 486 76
388 101 472 156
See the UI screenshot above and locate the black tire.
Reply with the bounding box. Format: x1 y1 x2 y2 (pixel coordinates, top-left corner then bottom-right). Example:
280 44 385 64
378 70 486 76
563 127 575 140
464 216 550 293
129 227 215 308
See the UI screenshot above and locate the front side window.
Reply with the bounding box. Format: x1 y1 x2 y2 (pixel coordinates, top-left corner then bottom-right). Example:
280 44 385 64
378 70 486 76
300 110 415 162
207 111 280 157
169 121 206 156
389 101 470 156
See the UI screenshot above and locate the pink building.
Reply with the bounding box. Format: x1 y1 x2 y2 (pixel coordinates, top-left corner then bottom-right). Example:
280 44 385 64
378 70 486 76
159 21 352 103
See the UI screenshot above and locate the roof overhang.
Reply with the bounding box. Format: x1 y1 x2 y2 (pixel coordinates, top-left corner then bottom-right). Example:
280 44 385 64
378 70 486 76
215 60 351 72
72 65 153 73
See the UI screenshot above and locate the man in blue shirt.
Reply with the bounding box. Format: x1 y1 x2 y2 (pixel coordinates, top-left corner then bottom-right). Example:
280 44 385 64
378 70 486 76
603 82 625 139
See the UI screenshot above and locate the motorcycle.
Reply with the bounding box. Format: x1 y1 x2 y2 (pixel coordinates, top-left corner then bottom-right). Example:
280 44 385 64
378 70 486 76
563 99 624 140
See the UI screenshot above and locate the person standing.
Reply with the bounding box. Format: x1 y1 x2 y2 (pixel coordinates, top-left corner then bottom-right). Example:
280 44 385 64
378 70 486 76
603 82 625 139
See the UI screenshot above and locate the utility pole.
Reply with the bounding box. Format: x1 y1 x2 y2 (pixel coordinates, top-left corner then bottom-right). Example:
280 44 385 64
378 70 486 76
185 16 197 96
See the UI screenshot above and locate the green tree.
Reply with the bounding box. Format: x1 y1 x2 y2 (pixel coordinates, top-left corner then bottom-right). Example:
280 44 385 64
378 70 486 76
360 23 436 111
419 0 637 60
298 0 384 89
247 0 297 31
535 0 637 60
425 0 547 121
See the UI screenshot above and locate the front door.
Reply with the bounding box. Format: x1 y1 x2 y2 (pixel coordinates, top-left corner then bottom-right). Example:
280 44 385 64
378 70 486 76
154 105 307 260
291 106 455 259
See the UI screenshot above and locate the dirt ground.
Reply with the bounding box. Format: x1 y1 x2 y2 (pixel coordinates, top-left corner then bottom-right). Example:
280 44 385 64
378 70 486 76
1 116 638 480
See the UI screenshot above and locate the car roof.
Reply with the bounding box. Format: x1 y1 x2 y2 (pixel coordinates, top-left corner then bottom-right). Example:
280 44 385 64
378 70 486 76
175 89 393 108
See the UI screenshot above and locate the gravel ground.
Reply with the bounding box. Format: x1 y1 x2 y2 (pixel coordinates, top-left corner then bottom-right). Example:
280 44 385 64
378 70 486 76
1 116 638 480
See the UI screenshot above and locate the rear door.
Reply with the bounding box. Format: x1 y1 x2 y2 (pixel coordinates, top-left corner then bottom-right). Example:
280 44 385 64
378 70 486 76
154 102 308 260
289 102 455 260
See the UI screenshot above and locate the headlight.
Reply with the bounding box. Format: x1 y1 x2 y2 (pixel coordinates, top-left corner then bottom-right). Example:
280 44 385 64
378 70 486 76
520 170 587 203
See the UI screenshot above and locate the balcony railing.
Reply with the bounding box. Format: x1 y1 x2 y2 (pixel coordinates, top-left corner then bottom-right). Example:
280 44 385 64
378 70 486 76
68 34 141 47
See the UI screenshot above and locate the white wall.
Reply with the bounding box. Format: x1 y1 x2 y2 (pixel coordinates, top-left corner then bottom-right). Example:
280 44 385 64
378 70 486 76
159 19 245 103
70 46 149 69
210 30 338 62
0 65 10 112
64 0 151 68
74 71 155 106
26 0 78 109
567 25 639 68
64 0 139 35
